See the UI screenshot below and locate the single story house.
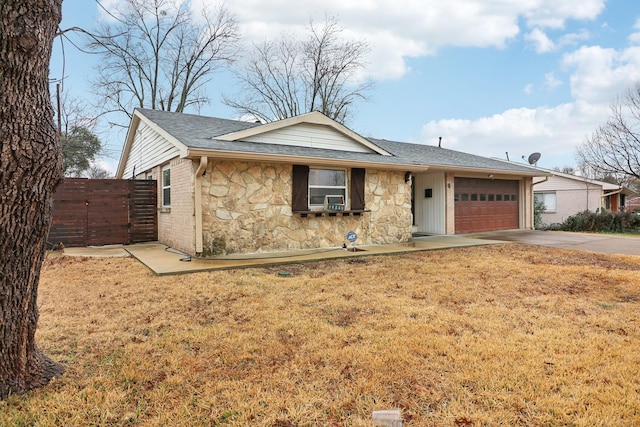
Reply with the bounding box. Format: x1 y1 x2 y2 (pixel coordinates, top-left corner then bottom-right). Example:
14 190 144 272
116 109 545 256
533 167 637 225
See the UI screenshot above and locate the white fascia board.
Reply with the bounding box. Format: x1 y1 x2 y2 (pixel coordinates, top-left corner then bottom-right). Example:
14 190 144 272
427 164 551 178
115 114 140 179
186 148 428 172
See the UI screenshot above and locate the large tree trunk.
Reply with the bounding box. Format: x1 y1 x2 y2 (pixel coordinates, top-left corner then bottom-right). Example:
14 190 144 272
0 0 65 399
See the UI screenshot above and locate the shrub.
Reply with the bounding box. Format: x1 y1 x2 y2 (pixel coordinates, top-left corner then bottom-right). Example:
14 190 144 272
533 199 546 229
553 209 640 233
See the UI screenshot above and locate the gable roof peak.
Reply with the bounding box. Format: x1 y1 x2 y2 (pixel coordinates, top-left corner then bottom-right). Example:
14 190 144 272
216 111 393 156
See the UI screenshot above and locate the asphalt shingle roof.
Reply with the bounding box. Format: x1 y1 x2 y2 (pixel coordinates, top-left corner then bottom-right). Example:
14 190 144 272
135 108 540 174
370 138 536 172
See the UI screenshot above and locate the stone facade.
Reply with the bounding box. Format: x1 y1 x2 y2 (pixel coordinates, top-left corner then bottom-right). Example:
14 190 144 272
200 160 412 255
141 158 534 255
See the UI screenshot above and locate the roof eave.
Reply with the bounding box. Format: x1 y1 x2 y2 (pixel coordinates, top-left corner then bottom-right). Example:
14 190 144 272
185 148 429 172
116 109 191 179
426 164 552 177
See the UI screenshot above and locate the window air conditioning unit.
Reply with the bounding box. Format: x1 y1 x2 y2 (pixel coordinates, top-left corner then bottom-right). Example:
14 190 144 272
323 195 345 211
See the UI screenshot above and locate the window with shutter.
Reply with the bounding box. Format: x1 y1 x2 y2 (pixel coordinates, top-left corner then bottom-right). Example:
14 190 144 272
292 165 366 213
309 168 346 209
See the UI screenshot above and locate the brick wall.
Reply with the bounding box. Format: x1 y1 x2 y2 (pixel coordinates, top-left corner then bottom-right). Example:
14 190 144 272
155 158 196 255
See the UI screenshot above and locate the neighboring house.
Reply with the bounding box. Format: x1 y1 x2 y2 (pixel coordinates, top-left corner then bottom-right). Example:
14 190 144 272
116 109 544 256
533 168 637 225
627 197 640 212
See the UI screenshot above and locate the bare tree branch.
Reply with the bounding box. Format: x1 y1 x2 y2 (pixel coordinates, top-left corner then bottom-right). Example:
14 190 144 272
225 16 373 125
52 93 103 177
86 0 239 119
577 83 640 182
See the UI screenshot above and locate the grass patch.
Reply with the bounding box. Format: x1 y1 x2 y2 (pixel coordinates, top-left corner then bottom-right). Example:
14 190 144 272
3 245 640 426
595 231 640 237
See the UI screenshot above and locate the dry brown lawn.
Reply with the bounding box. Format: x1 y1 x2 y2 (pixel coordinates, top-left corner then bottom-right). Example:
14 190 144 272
2 244 640 426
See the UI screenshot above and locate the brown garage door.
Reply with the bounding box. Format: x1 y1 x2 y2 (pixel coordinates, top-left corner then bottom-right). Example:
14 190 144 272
454 177 519 233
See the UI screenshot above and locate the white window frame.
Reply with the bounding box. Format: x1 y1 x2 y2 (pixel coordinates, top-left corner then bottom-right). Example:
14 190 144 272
161 165 171 208
535 191 556 212
308 168 347 210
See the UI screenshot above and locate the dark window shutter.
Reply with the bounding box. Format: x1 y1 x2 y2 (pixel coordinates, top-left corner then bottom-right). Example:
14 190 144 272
292 165 309 211
350 168 365 210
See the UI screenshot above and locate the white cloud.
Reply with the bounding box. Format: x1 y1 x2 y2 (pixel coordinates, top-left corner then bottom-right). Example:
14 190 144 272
544 72 563 89
562 45 640 104
419 42 640 168
558 29 590 47
629 18 640 45
525 28 591 54
524 0 605 29
523 83 534 95
190 0 608 80
419 102 602 168
526 28 556 53
99 0 608 81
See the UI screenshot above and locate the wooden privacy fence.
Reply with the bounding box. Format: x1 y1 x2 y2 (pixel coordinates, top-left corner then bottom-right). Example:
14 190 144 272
48 178 157 248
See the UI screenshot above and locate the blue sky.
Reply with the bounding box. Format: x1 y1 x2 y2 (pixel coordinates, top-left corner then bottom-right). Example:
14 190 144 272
51 0 640 174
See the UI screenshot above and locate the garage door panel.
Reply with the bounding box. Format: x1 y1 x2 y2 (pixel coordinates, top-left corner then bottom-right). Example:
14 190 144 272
454 178 519 233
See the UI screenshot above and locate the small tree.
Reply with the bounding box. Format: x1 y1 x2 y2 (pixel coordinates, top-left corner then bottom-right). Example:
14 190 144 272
534 198 546 229
225 16 373 124
88 0 240 120
53 94 103 177
1 0 65 399
61 126 102 177
577 84 640 182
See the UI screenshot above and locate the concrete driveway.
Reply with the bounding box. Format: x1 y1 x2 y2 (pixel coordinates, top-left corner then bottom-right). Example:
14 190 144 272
475 230 640 256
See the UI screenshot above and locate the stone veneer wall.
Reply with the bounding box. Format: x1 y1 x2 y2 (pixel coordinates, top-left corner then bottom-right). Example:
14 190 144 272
200 160 412 255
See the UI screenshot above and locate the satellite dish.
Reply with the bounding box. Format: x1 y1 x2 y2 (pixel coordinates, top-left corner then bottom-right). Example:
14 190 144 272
527 152 541 166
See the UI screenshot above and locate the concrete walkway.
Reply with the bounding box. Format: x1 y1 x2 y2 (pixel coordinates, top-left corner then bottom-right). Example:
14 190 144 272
62 235 503 275
61 230 640 275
